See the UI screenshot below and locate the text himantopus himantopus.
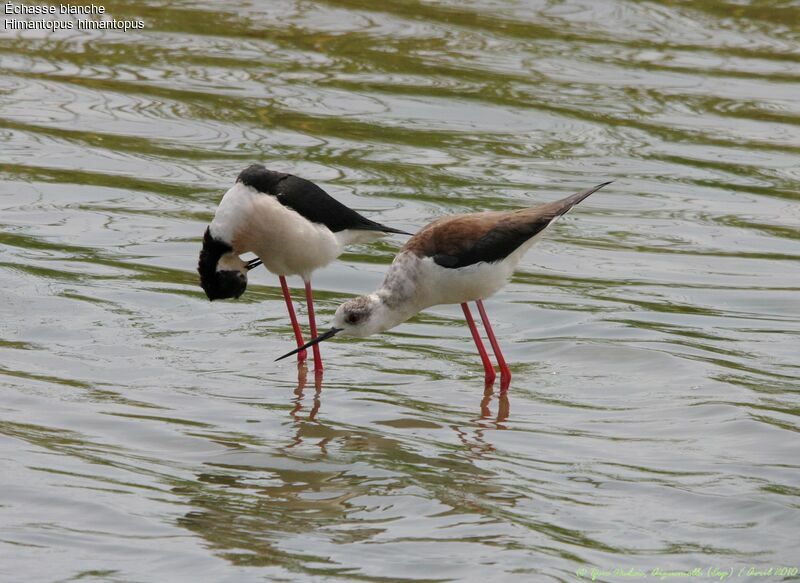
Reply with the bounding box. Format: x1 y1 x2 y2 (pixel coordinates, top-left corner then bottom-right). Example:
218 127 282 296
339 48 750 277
276 181 612 390
198 164 410 370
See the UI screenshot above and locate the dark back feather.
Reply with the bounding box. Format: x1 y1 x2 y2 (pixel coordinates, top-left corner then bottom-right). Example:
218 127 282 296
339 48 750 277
407 182 611 269
237 165 409 235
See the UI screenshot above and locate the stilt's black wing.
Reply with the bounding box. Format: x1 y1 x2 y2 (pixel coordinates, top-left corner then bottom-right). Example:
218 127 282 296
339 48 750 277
431 217 553 268
410 182 611 269
237 165 410 235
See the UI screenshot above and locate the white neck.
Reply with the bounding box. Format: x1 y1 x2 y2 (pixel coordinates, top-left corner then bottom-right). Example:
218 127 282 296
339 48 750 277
367 290 418 334
365 252 428 333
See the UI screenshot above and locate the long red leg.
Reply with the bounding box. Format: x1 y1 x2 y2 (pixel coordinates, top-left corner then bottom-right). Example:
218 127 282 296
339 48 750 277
279 276 306 363
304 279 323 372
476 299 511 391
461 303 496 385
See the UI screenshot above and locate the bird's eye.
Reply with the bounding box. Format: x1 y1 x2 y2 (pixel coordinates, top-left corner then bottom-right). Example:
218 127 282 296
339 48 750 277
346 312 360 325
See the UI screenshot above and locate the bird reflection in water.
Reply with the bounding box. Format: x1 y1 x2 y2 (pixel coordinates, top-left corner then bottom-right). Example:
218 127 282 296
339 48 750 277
287 362 511 428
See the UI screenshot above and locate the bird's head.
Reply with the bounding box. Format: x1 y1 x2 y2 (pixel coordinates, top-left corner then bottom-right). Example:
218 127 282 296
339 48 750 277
274 294 388 362
197 227 261 301
331 294 386 337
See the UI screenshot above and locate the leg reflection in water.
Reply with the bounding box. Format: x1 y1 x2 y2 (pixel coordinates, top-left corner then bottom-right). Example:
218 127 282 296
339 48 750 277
290 362 322 423
480 382 510 423
452 384 510 456
285 362 327 451
285 364 508 453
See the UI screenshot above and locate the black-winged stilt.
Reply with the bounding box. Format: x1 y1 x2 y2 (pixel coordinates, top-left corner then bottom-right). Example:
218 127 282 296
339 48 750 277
276 181 612 390
198 164 410 371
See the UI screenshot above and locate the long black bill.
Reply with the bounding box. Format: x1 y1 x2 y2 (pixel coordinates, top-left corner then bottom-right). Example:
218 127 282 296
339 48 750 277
275 328 342 362
245 258 262 270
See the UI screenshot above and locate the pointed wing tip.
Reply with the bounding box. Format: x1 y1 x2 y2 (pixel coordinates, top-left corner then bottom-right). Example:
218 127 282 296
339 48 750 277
372 224 413 236
590 180 613 191
581 180 614 198
553 180 613 216
386 228 414 236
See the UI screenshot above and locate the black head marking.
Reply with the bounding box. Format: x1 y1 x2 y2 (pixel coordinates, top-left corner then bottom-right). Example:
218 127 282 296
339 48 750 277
345 310 363 325
198 227 248 301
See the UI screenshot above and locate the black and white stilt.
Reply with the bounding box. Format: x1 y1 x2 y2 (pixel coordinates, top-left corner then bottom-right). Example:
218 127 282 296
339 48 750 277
199 164 410 371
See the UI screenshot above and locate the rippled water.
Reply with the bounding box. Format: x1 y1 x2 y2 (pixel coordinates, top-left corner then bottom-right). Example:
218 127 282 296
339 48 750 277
2 1 799 581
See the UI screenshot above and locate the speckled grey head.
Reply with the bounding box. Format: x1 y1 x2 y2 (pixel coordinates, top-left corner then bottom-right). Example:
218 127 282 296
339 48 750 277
275 293 395 362
331 294 385 337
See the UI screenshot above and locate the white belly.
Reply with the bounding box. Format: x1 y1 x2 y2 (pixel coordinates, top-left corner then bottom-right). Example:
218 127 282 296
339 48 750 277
393 232 544 310
439 225 552 305
417 256 516 307
210 183 343 280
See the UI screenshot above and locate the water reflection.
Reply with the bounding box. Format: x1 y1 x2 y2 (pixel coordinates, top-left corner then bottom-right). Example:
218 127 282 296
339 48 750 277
290 363 323 423
287 362 511 429
173 410 523 576
1 0 799 578
479 384 510 423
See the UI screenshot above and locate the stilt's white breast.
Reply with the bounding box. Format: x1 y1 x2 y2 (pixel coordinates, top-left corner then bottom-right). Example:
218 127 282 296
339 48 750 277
209 183 254 245
209 183 343 279
382 227 551 310
417 257 516 307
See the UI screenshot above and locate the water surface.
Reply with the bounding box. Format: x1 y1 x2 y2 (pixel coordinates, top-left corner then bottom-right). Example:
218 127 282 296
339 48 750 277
1 1 799 581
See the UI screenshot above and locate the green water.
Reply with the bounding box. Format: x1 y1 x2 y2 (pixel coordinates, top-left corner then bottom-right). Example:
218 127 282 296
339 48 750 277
1 1 799 581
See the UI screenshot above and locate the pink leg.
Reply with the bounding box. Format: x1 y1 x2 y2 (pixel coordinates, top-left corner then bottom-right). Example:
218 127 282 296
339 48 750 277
279 276 306 363
304 279 323 372
461 303 496 385
476 299 511 392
